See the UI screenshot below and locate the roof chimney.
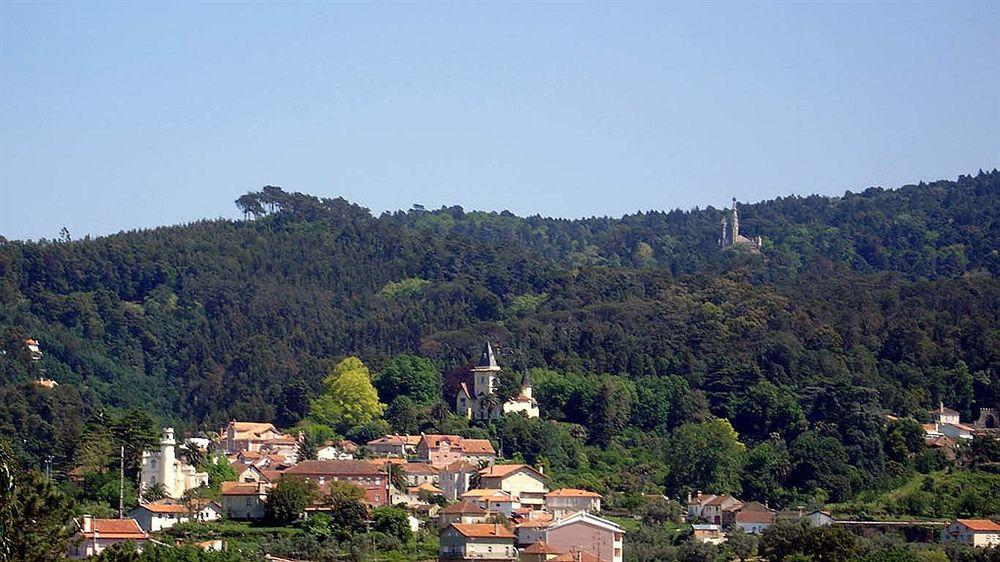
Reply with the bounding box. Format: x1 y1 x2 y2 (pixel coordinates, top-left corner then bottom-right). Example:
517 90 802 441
81 515 93 532
494 522 499 535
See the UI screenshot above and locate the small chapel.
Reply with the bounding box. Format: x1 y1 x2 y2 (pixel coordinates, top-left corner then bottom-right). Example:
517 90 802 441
456 341 539 420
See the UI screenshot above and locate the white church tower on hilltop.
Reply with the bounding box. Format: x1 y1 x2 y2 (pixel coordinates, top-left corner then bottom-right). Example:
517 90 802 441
456 341 539 420
139 428 209 499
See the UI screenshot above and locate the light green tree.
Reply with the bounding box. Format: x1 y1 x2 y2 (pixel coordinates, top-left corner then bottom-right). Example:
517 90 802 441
308 357 386 433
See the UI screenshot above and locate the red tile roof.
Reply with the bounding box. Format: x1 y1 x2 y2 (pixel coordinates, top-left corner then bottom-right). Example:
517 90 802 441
79 518 147 539
138 500 191 514
461 439 496 455
551 551 600 562
449 523 516 539
479 464 545 480
441 501 488 515
545 488 601 499
956 519 1000 532
220 482 265 495
402 462 438 475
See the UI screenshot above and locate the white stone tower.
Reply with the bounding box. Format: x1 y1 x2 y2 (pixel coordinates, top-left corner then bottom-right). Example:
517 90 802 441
159 427 175 491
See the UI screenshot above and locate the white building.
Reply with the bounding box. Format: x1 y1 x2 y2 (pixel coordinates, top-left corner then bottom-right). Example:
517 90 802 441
67 516 148 559
130 499 220 533
941 519 1000 548
139 428 209 499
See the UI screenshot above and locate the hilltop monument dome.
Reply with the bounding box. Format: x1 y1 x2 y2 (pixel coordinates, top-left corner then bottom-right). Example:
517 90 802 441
720 198 763 252
456 341 538 420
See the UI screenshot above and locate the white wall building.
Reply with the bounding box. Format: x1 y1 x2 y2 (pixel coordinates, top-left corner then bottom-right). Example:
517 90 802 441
139 428 209 499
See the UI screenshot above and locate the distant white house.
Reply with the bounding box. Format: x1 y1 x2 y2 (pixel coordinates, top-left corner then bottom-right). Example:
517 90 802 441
941 519 1000 548
130 499 220 533
67 516 148 559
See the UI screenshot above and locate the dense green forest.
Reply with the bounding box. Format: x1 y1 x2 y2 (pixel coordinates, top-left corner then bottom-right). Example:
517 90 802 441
0 171 998 510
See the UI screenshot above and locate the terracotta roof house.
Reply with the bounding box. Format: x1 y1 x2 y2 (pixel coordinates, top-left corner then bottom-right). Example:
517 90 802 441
367 434 421 457
478 464 549 507
551 551 601 562
440 460 480 501
417 434 497 469
941 519 1000 548
130 499 220 533
521 540 565 562
461 489 521 516
220 481 270 520
68 516 149 559
439 500 489 528
733 501 775 534
515 513 554 547
283 460 388 507
439 522 517 561
545 488 602 517
401 462 440 487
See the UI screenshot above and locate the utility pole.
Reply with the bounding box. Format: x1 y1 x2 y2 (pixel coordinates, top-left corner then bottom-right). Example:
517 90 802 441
118 445 125 518
44 455 53 480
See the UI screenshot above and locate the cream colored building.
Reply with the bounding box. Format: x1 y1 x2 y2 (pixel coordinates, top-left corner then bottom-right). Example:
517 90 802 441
941 519 1000 547
439 523 517 561
545 488 602 518
139 428 209 499
479 463 549 508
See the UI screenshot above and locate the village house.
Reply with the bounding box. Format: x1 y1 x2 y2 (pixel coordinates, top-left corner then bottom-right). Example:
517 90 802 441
924 404 975 442
686 492 743 524
455 341 539 420
462 488 521 516
479 463 549 508
367 434 421 457
691 523 724 544
941 519 1000 548
417 434 497 468
139 428 209 499
439 522 517 561
401 462 439 487
520 540 564 562
440 460 479 501
67 516 149 559
776 508 835 527
316 440 357 460
221 421 283 453
544 511 625 562
130 499 220 533
544 488 602 518
220 481 270 520
230 461 265 483
283 459 388 507
514 512 554 547
732 501 776 534
439 500 490 529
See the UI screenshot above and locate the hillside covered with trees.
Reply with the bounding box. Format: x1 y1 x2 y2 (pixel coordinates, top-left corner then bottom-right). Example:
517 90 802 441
1 170 998 512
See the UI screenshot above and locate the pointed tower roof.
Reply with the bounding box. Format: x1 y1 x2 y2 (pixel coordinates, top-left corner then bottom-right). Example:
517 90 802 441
473 341 501 372
520 370 531 388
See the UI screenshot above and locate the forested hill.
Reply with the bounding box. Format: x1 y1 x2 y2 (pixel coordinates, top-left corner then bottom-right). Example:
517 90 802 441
0 171 998 475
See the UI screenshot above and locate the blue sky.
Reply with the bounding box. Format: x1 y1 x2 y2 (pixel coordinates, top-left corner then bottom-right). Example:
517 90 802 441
1 2 997 240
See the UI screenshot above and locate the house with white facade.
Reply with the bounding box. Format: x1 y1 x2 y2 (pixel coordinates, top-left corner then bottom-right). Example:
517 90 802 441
130 499 220 533
67 516 148 559
478 463 549 508
941 519 1000 548
545 488 602 518
439 523 517 561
